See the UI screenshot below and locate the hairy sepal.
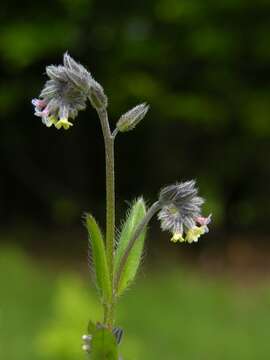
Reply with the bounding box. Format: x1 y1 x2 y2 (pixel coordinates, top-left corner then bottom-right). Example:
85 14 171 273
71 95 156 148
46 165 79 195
86 214 111 302
114 198 147 296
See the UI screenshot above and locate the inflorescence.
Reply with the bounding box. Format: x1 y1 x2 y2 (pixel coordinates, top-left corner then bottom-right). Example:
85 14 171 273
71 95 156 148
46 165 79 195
158 180 211 243
32 52 105 130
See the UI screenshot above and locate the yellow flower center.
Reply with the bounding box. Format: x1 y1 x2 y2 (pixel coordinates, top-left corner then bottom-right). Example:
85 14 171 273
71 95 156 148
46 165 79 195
55 118 73 130
49 116 57 124
171 232 185 243
185 226 206 243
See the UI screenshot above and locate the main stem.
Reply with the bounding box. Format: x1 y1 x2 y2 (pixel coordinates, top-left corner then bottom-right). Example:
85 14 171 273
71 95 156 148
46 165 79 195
97 108 115 328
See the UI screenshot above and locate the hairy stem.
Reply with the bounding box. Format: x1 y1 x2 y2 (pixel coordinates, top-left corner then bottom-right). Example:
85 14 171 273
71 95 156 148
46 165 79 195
97 108 115 328
114 201 161 291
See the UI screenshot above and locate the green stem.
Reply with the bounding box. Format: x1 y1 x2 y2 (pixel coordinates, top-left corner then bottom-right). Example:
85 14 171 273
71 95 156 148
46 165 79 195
97 108 115 328
114 201 160 291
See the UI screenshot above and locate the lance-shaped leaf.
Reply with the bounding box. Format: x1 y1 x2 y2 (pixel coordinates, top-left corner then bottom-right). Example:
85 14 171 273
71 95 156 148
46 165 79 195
86 214 111 301
91 327 118 360
114 198 147 295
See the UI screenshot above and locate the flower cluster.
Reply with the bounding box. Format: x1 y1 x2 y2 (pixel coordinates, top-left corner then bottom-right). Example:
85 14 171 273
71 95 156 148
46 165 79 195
32 53 95 130
158 180 211 243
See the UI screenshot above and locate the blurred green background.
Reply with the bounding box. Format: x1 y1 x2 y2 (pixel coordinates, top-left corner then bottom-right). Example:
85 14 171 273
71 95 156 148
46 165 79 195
1 0 270 359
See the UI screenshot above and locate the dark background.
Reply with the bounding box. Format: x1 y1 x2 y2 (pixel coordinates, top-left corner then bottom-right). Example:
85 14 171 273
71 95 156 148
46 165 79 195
1 0 269 265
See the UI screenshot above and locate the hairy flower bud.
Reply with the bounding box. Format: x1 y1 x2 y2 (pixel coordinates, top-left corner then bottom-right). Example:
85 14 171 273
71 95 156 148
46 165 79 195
116 103 149 132
158 180 211 243
88 79 108 110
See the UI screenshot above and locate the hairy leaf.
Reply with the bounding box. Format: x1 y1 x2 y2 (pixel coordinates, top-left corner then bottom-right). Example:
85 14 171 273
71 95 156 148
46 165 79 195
86 214 111 301
114 198 147 295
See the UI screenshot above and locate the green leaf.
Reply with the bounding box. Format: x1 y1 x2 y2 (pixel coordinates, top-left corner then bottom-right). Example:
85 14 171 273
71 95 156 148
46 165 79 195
91 327 118 360
114 198 147 295
85 214 111 302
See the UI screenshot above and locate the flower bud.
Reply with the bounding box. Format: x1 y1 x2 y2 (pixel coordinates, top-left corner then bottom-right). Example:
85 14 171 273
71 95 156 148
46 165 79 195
88 79 108 110
116 103 149 132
